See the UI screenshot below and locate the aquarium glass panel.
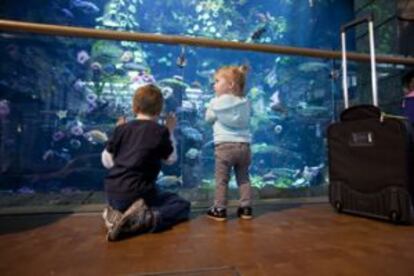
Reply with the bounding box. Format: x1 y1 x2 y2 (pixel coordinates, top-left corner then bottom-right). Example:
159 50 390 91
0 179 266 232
0 0 354 49
0 0 407 207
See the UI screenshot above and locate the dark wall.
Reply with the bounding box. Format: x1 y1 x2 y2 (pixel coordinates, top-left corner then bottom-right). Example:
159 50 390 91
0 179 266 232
398 0 414 57
353 0 414 112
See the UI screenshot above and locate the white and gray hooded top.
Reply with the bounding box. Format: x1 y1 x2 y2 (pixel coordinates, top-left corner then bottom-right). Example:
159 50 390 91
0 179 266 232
205 94 251 144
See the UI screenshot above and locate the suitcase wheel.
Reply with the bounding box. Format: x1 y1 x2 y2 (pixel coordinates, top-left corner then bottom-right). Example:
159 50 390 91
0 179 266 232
334 201 343 213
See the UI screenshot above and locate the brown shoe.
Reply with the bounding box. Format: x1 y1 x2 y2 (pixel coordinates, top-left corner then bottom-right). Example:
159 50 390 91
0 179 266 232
102 206 123 230
107 199 147 241
126 209 156 233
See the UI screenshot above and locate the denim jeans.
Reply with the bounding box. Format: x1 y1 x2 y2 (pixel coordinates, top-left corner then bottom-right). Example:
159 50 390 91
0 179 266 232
107 189 191 232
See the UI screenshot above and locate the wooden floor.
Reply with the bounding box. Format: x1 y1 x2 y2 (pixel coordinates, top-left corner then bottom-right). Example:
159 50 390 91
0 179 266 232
0 203 413 276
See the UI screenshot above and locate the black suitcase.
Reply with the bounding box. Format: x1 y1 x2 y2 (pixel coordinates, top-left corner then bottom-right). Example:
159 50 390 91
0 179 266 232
327 16 414 224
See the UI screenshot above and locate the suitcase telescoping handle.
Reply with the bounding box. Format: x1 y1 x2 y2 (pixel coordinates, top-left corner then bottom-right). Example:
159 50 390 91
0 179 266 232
341 15 378 109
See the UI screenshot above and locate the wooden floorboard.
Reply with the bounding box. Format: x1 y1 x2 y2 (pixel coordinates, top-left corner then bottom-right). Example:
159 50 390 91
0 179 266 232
0 203 413 276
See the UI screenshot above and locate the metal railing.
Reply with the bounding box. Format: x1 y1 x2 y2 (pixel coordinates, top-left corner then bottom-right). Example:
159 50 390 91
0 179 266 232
1 19 414 65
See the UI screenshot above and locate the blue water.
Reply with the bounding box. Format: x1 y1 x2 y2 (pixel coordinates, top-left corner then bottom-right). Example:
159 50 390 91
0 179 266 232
0 0 355 195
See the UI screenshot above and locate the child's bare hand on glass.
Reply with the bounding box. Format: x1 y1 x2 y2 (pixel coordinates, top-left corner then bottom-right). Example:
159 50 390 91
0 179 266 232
165 113 176 133
116 116 127 126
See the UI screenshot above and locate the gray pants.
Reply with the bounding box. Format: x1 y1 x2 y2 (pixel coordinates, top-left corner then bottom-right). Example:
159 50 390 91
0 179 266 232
214 142 252 208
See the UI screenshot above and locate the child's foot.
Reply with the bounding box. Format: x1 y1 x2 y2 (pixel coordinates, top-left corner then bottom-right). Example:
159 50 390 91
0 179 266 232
237 206 253 220
107 199 147 242
206 207 227 221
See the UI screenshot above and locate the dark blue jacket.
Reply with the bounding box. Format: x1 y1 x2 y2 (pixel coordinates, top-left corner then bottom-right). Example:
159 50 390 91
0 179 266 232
104 120 173 201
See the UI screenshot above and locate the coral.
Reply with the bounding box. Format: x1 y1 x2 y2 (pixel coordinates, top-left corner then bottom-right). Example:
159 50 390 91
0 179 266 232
91 41 123 64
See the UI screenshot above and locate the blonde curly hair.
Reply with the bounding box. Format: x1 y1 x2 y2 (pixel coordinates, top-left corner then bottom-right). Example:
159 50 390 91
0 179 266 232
215 65 249 97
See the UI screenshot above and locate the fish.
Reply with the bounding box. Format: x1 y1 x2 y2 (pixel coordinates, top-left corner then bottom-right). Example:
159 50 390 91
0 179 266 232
173 75 184 81
76 50 90 64
120 51 134 63
0 100 10 118
56 110 68 120
103 64 117 74
251 143 302 161
270 91 280 106
42 149 55 161
302 164 324 181
250 26 266 41
177 101 196 114
60 8 74 18
180 126 203 142
272 167 301 178
156 175 182 188
196 69 215 79
291 178 307 187
298 61 329 72
262 171 278 181
100 18 120 27
292 163 324 187
185 148 200 160
269 91 288 114
123 62 147 71
315 123 322 138
161 86 174 99
42 149 71 162
0 33 19 39
265 67 277 87
84 130 108 144
295 104 328 117
191 81 202 88
17 186 35 194
309 0 314 7
256 12 273 23
185 87 203 95
176 47 187 68
73 79 86 91
176 55 187 68
70 0 100 14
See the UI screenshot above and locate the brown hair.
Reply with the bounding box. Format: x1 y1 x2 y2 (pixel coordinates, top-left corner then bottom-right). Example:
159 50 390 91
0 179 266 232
132 84 163 116
216 64 249 97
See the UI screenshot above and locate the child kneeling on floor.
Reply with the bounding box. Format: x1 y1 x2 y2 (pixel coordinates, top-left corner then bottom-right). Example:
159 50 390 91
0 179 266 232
101 84 191 241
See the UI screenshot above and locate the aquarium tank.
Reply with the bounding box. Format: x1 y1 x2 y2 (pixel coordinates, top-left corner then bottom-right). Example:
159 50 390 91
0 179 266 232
0 0 361 207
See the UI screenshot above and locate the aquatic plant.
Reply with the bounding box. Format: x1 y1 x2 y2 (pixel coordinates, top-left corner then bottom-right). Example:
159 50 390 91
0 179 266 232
274 176 293 189
250 175 266 189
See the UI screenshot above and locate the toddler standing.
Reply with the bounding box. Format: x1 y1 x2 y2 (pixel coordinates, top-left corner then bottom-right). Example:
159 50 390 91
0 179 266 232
205 65 253 221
